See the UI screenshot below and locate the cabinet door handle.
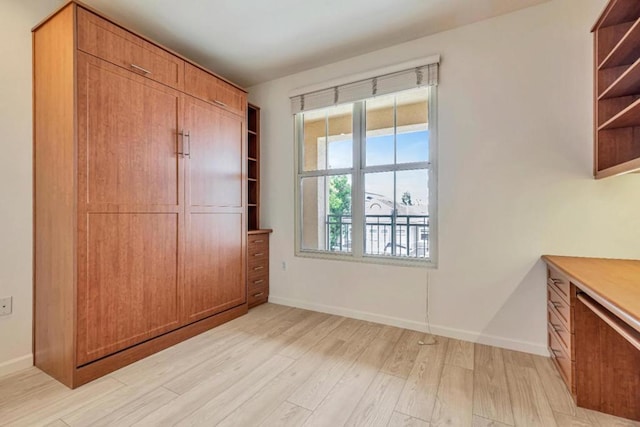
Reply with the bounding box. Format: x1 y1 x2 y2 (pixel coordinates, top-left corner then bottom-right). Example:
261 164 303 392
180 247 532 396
178 130 185 156
253 279 264 285
253 292 264 297
253 266 264 271
184 131 191 158
254 253 264 257
130 63 151 75
213 99 227 108
178 130 191 158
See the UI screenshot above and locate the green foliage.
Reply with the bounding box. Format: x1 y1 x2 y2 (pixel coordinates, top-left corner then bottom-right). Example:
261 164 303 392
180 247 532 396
328 175 351 249
329 175 351 216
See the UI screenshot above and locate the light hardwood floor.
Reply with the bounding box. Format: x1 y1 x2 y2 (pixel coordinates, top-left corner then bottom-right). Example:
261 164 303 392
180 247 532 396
1 303 638 427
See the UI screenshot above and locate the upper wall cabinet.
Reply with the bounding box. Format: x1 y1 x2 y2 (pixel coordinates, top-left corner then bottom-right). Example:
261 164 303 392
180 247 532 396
592 0 640 178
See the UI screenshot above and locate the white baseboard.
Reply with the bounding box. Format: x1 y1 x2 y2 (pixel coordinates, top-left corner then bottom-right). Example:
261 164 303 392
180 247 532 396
269 295 548 356
0 354 33 378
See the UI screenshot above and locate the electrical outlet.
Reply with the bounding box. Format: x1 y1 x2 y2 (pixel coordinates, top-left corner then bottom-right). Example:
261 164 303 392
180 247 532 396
282 261 287 271
0 297 12 316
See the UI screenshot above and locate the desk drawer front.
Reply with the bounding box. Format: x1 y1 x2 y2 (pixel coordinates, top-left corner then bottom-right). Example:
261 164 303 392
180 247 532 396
548 303 573 360
547 272 571 305
549 324 573 391
548 284 572 332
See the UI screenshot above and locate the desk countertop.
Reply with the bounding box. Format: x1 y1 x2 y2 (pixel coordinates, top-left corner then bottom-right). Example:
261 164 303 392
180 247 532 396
542 255 640 333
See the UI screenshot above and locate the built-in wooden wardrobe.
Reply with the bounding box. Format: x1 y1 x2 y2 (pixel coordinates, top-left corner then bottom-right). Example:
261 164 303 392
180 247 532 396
33 1 248 388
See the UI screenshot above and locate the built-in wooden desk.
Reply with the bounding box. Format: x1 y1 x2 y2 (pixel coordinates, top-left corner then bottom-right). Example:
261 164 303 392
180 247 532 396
542 256 640 421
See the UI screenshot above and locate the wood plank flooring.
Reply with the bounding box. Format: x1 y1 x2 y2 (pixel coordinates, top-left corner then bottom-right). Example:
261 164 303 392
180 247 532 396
1 303 639 427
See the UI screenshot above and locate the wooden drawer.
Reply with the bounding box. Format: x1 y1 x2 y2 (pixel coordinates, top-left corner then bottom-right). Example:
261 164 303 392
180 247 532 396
548 303 573 360
248 274 268 293
549 324 573 392
248 234 269 245
248 254 268 270
548 284 572 332
248 287 268 307
184 63 245 116
547 267 571 304
248 262 268 277
77 8 184 90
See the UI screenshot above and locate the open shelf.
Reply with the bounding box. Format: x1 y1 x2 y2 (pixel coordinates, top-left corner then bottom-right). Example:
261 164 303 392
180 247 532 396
247 104 261 230
598 97 640 130
595 0 640 29
600 59 640 99
599 17 640 69
596 157 640 178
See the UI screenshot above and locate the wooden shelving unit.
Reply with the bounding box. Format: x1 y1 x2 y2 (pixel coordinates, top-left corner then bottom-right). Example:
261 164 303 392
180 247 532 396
246 104 272 308
593 0 640 178
247 104 260 230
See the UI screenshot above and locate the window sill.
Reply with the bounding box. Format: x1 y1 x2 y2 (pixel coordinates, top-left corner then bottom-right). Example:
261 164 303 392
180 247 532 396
295 249 437 269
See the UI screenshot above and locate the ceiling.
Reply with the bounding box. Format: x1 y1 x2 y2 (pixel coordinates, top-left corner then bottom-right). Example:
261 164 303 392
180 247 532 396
73 0 550 87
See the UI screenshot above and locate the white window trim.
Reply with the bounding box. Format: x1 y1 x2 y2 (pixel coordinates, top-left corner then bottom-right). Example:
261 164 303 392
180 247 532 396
293 86 438 268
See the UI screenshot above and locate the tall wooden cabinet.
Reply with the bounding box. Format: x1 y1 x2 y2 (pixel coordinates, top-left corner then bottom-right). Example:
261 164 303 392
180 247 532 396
34 2 248 388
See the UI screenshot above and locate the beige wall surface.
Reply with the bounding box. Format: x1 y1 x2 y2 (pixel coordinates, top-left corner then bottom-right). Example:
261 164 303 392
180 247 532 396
0 0 62 375
249 0 640 355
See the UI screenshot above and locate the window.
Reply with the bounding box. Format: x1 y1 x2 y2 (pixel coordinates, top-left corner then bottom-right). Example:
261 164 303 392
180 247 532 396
294 85 437 266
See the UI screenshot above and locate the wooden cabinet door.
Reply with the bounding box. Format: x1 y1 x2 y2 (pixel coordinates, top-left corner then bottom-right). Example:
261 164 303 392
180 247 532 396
183 96 246 323
76 53 183 365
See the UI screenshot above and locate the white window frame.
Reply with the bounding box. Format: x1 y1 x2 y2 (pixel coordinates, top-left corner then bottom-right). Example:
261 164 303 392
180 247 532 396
294 86 438 268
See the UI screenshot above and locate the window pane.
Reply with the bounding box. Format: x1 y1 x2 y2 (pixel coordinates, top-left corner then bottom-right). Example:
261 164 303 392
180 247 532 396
327 105 353 169
395 169 429 258
364 171 394 256
364 169 429 258
365 95 395 166
301 104 353 172
396 89 429 164
300 175 352 253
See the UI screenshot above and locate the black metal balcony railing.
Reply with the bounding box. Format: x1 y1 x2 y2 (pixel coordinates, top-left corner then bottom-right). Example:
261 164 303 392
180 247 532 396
326 214 429 258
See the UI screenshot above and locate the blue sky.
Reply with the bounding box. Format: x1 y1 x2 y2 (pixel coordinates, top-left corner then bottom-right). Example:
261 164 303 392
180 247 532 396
327 130 430 208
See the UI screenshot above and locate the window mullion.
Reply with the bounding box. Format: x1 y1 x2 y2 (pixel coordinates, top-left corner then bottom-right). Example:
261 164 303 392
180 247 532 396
351 101 365 258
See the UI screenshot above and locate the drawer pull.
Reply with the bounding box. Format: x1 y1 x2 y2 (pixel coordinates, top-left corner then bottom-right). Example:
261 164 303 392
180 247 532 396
130 63 152 74
253 239 264 243
547 278 562 286
253 266 264 271
213 99 227 108
253 292 264 297
254 253 264 257
253 279 264 285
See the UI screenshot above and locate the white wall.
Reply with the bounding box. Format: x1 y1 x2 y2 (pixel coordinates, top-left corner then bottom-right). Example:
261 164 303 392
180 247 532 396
0 0 61 375
249 0 640 355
